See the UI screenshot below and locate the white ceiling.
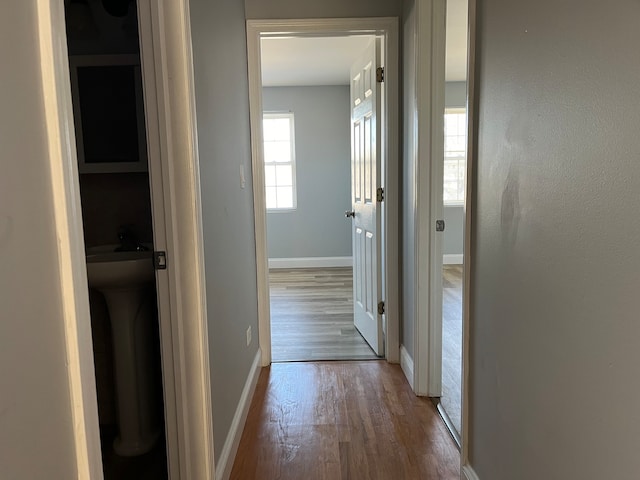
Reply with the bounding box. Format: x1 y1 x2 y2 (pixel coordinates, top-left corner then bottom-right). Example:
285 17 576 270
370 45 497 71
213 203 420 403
260 0 468 87
261 36 374 87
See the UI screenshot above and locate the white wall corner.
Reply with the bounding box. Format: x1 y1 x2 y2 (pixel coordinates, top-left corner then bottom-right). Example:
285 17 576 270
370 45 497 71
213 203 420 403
400 345 415 391
215 349 262 480
268 256 353 269
462 464 480 480
443 254 464 265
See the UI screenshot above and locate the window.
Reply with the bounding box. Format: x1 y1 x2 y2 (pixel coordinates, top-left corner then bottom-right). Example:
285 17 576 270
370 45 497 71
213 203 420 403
263 113 296 210
443 108 467 204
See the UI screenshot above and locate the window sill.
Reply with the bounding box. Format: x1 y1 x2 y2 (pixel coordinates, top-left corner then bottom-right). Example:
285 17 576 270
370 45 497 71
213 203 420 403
266 208 297 213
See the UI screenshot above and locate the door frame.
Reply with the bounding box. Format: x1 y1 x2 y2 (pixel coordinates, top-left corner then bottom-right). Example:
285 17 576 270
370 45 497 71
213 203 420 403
461 0 478 474
412 0 446 398
37 0 215 478
246 18 400 366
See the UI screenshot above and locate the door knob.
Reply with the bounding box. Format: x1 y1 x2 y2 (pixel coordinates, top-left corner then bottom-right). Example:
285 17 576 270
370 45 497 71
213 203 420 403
345 210 355 218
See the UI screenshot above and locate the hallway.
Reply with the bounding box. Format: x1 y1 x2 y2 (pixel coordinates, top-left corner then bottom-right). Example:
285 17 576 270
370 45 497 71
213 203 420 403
230 361 460 479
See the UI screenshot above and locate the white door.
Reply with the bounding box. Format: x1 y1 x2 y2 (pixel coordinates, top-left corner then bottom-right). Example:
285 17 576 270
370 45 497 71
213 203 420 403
349 39 384 356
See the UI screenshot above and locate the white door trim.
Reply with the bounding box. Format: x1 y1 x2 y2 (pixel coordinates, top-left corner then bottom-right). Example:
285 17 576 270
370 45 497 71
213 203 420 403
35 2 102 476
462 0 478 470
246 17 401 366
413 0 446 397
39 0 215 478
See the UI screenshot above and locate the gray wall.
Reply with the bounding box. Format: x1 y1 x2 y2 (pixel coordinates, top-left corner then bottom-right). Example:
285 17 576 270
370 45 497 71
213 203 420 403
0 2 78 478
189 0 260 461
445 80 466 108
444 81 466 257
470 0 640 478
402 0 417 357
263 86 351 259
245 0 402 19
443 205 463 256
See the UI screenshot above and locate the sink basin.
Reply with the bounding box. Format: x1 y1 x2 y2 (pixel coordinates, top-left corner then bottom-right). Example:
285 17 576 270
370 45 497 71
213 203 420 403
86 246 154 289
85 244 160 456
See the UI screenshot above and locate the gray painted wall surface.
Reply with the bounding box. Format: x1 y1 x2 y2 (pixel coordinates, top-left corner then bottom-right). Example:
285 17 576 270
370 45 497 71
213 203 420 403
245 0 402 19
263 86 351 259
401 0 417 358
190 0 260 461
443 205 463 256
445 80 466 108
0 3 78 478
471 1 640 478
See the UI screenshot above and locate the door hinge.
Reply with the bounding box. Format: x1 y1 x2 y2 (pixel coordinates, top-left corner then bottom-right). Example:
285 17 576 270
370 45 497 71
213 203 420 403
376 66 384 83
376 187 384 202
154 251 167 270
377 301 385 315
436 220 445 232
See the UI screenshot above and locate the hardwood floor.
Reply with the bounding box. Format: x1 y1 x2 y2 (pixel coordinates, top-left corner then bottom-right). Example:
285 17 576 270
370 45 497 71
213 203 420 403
269 268 379 362
440 265 463 437
230 361 460 480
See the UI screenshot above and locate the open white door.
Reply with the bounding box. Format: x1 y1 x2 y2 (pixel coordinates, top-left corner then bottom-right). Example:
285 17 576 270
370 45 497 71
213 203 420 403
349 39 384 356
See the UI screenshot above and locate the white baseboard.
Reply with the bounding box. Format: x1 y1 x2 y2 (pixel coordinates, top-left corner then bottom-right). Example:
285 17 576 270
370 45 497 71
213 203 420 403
462 464 480 480
268 256 352 269
215 349 262 480
443 254 464 265
400 345 414 391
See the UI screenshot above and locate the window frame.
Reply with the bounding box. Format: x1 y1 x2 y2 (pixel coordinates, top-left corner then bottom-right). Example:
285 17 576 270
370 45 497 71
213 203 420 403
443 107 467 206
262 112 297 212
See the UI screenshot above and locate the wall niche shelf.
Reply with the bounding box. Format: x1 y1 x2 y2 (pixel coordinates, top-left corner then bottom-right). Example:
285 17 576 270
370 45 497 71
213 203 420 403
70 54 148 174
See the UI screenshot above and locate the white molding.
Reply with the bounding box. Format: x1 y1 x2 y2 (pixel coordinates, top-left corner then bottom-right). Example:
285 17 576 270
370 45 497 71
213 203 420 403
400 345 415 390
414 0 447 397
462 464 480 480
36 1 103 477
268 256 353 269
444 254 464 265
216 350 262 480
462 0 478 468
146 1 216 478
247 17 401 367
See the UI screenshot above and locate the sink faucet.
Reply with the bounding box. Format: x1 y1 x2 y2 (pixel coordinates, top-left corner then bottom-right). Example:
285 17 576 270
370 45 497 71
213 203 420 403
115 226 149 252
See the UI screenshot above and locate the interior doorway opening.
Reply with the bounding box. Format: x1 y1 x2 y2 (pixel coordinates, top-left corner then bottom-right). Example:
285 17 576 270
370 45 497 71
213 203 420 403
247 18 399 365
435 0 469 446
62 1 169 477
259 34 382 363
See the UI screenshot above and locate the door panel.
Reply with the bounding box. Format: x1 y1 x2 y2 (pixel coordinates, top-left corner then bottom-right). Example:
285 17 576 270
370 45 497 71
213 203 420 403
350 39 383 356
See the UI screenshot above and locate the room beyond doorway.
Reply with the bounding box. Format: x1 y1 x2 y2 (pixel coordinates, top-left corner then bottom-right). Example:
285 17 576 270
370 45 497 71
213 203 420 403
269 267 378 362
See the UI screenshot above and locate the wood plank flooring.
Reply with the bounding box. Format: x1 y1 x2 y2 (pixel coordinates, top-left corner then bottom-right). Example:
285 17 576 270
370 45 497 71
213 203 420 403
269 268 378 362
440 265 463 437
230 361 460 480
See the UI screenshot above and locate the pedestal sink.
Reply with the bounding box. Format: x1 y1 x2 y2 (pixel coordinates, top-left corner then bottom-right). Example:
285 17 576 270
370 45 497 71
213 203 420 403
86 245 160 456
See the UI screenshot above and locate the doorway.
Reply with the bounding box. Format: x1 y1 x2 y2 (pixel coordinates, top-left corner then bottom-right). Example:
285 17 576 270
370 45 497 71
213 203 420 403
63 1 168 477
259 35 381 362
436 0 469 444
246 18 401 367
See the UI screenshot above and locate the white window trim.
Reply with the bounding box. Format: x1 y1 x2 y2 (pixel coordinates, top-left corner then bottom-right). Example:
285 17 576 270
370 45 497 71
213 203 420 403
444 107 467 206
263 112 297 211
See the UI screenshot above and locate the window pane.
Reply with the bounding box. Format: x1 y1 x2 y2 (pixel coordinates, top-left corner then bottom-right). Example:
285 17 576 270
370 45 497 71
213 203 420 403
265 186 277 209
263 118 290 142
443 110 467 204
264 141 291 164
264 165 276 187
275 165 292 187
277 186 294 208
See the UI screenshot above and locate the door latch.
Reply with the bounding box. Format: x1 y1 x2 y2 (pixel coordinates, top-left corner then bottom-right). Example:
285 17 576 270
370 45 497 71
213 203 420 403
154 251 167 270
436 220 445 232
